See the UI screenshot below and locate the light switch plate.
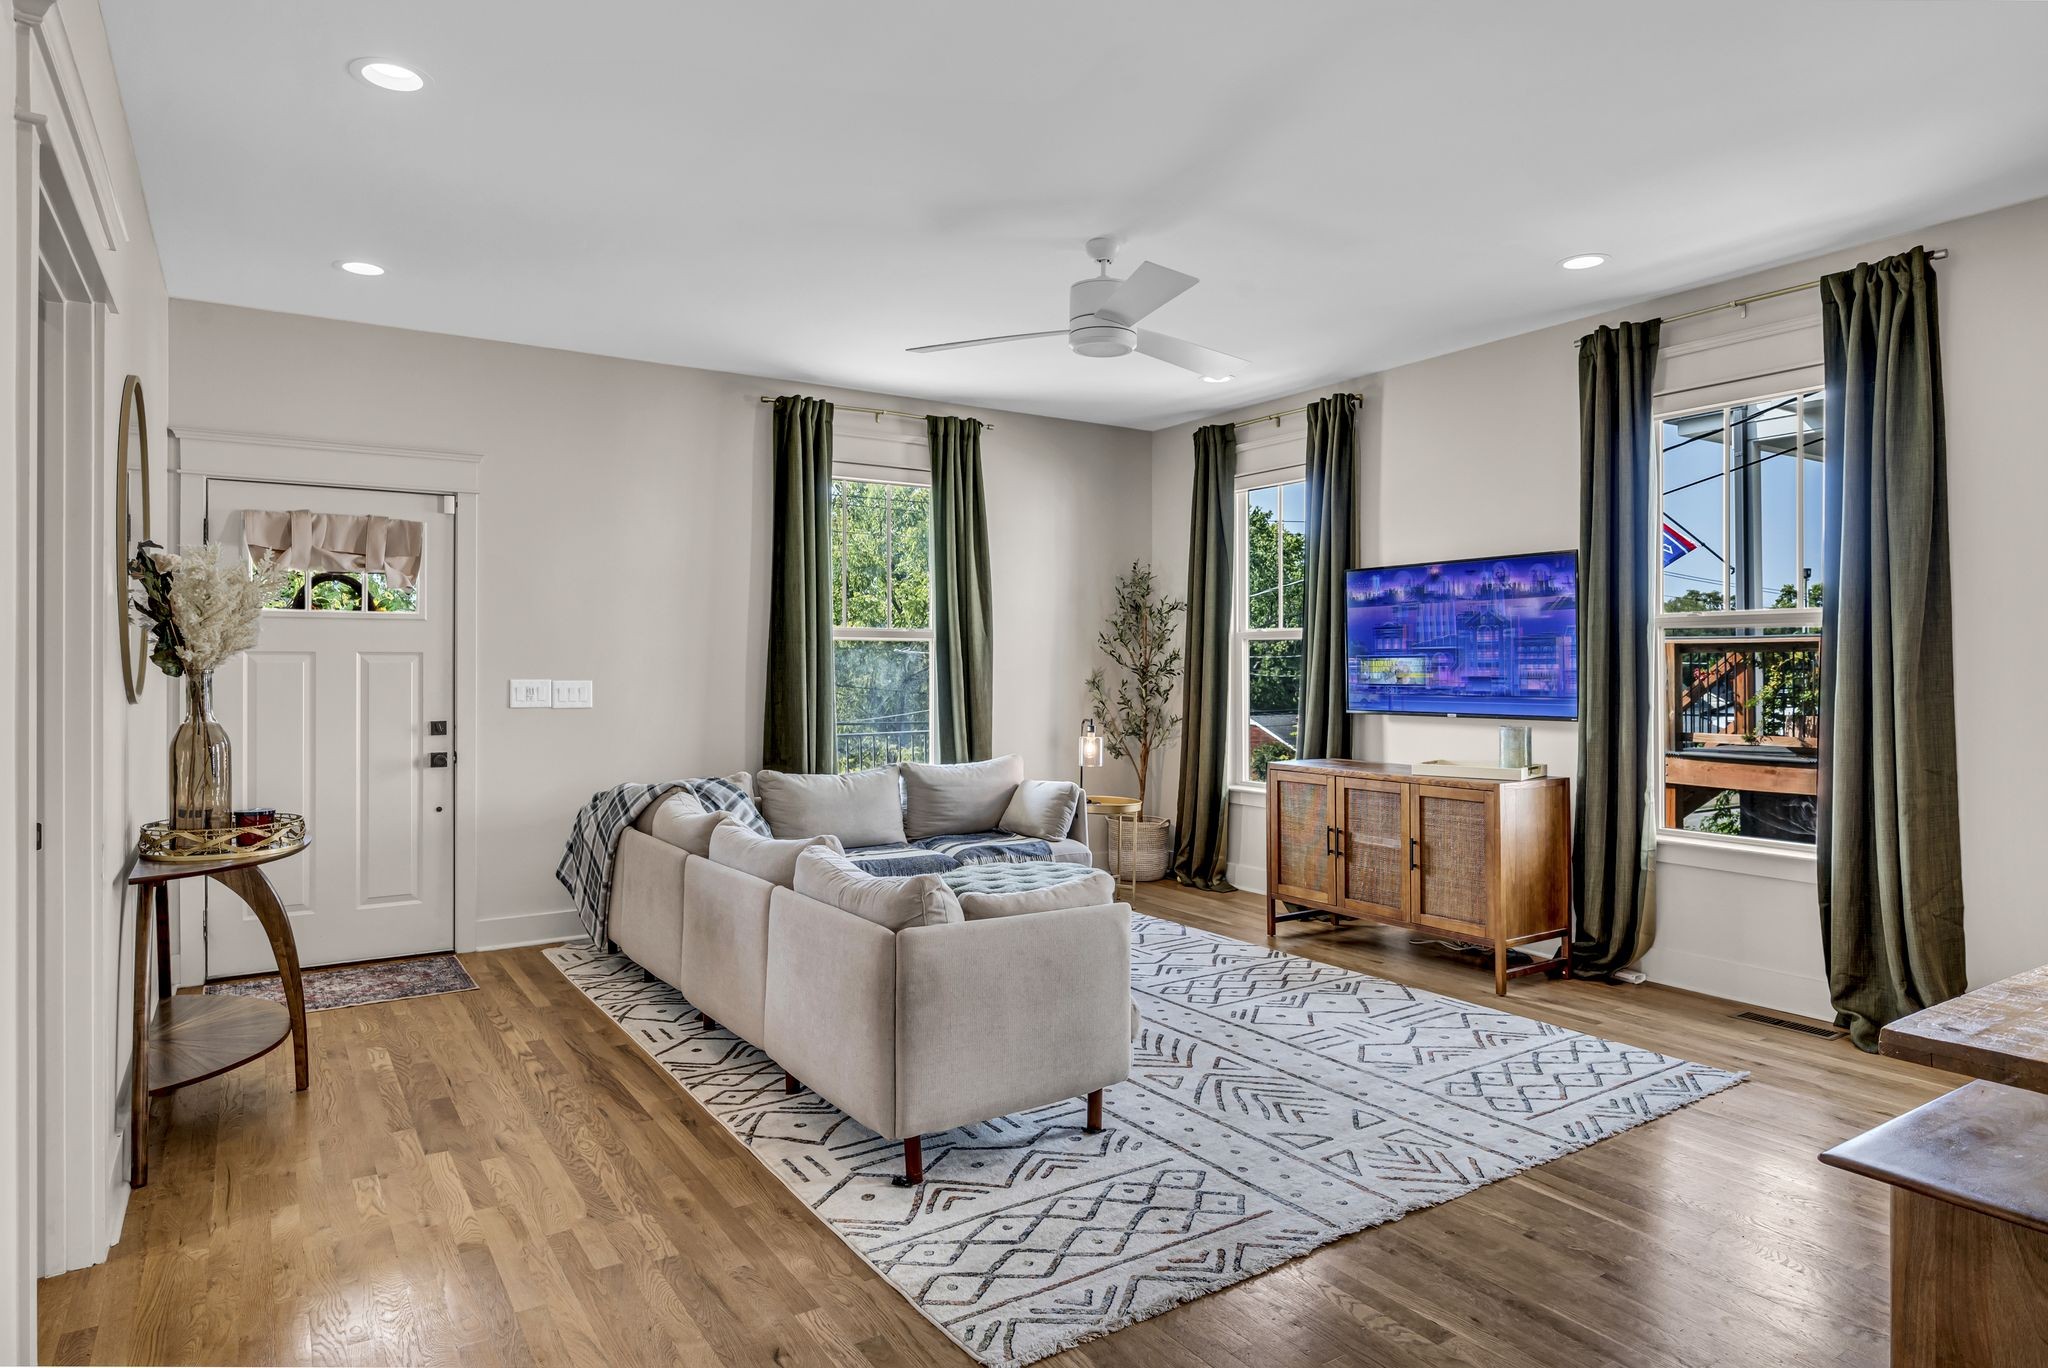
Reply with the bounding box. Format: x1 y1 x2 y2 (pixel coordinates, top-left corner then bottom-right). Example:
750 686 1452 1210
509 678 552 708
552 679 593 709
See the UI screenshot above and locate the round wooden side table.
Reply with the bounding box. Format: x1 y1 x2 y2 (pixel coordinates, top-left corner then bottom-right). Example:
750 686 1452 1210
1086 795 1144 895
124 837 311 1187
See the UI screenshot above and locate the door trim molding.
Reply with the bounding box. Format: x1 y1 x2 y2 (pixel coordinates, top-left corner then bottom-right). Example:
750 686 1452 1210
169 429 482 980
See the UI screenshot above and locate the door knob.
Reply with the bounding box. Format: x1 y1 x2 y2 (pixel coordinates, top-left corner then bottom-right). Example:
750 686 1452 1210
429 752 449 768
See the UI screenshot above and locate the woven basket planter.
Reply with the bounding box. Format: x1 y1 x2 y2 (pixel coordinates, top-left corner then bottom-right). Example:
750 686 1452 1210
1105 815 1172 882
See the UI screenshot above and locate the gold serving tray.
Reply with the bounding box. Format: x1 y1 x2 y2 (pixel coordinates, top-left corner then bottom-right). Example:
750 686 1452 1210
139 813 307 862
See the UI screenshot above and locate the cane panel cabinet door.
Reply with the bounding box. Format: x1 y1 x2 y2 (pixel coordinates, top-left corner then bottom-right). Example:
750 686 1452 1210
1410 783 1495 937
1335 777 1410 920
1270 769 1335 904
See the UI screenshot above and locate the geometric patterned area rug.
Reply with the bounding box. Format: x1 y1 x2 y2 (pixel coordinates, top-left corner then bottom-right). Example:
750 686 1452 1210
546 912 1744 1367
204 952 477 1011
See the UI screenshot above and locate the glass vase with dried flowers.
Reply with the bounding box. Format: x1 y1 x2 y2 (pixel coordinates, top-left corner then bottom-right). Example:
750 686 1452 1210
128 543 288 834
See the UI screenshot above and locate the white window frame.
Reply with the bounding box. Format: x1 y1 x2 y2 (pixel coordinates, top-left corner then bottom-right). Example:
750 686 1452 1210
1652 386 1823 853
1232 469 1307 791
829 472 936 768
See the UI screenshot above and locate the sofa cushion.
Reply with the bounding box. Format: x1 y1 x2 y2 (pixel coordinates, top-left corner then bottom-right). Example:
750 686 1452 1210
755 766 905 847
943 862 1116 920
793 846 962 930
999 779 1084 842
635 790 732 856
708 822 842 888
900 755 1023 841
1043 836 1095 866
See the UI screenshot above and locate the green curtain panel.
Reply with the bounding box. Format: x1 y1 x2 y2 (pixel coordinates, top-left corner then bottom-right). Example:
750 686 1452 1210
762 395 836 774
1573 320 1662 977
1172 423 1236 891
1299 393 1359 761
928 415 994 763
1819 246 1967 1051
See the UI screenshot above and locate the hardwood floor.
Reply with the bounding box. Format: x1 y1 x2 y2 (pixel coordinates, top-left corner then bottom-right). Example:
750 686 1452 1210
39 884 1953 1367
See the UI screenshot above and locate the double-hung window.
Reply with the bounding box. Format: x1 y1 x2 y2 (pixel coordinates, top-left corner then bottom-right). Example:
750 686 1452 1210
1655 389 1824 845
830 477 933 773
1235 477 1307 784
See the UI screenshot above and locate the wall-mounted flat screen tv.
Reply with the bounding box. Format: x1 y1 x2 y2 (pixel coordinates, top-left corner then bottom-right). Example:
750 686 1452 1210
1345 551 1579 719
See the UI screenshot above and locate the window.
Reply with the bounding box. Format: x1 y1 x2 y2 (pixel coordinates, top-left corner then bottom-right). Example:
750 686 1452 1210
1236 477 1306 784
264 569 419 613
1656 390 1823 845
831 478 933 773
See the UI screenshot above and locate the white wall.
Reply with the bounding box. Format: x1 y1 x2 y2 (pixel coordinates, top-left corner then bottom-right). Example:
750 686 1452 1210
3 0 172 1333
1149 193 2048 1020
167 301 1153 948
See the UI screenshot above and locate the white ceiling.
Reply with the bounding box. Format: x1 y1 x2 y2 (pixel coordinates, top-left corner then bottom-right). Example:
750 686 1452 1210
104 1 2048 431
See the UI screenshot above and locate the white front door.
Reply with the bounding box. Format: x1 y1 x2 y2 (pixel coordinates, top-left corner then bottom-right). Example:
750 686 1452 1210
192 479 456 974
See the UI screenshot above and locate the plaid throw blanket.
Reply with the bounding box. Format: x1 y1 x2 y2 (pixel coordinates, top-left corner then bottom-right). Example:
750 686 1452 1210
842 830 1056 877
556 777 768 945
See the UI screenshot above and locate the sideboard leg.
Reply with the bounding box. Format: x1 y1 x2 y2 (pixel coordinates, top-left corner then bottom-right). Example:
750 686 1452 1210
1493 939 1509 997
215 865 310 1091
130 881 154 1188
1265 895 1277 937
894 1135 924 1187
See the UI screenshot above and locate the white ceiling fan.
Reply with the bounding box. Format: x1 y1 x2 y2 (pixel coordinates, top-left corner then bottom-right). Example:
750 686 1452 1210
908 236 1245 381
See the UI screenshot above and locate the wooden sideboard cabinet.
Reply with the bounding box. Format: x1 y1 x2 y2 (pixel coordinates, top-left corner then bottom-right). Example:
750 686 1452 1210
1264 759 1572 995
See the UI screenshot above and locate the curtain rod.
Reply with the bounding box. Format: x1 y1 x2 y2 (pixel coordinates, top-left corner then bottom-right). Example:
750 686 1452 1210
757 396 994 430
1231 393 1364 429
1578 248 1950 342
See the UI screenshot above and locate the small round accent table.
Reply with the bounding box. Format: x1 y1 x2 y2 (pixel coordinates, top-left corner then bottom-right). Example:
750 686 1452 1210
123 837 311 1187
1086 795 1144 895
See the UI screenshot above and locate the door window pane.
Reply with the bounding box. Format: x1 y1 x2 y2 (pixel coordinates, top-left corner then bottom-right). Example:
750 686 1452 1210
366 572 418 613
308 572 362 611
834 639 931 772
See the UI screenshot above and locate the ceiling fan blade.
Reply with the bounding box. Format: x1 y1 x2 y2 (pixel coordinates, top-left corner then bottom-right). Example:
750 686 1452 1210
907 330 1066 354
1097 261 1198 326
1135 330 1245 378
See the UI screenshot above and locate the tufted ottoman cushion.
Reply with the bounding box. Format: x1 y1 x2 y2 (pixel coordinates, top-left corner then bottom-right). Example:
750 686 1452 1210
941 860 1117 920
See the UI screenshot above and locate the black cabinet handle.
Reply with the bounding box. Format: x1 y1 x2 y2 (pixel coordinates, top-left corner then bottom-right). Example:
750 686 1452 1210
1409 836 1419 870
1325 825 1334 855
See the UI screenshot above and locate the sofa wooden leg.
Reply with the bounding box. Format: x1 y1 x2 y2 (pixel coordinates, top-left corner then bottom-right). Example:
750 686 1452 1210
697 1012 717 1030
893 1136 924 1187
1085 1088 1104 1134
783 1073 801 1095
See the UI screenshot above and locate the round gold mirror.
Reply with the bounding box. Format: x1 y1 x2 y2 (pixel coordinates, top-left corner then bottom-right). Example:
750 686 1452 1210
116 375 151 703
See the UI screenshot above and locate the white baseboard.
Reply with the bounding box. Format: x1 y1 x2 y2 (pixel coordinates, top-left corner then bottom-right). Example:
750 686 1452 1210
1639 944 1833 1021
473 908 583 951
1226 863 1266 895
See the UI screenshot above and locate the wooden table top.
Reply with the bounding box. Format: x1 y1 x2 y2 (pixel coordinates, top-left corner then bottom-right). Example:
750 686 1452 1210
1881 964 2048 1094
1820 1080 2048 1235
126 837 312 886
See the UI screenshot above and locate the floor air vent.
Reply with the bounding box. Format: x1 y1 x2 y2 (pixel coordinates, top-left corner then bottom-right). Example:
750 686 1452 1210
1734 1010 1844 1040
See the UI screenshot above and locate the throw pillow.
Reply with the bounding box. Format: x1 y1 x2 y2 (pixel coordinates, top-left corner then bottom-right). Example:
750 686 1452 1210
792 846 962 930
900 755 1024 840
755 765 906 847
707 822 843 888
999 779 1083 842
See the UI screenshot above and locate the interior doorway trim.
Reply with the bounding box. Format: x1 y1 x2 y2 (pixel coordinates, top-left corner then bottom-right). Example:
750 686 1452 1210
168 427 483 984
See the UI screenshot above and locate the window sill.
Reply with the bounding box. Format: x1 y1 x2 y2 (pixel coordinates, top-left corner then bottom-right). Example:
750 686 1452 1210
1656 831 1816 884
1228 784 1267 805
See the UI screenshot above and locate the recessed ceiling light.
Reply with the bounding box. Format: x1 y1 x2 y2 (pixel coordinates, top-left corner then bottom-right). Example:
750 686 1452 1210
335 260 385 276
1200 374 1234 383
1560 253 1609 271
349 58 426 93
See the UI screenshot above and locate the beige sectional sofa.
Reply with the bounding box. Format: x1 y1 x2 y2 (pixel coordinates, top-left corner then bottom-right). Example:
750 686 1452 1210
606 759 1132 1185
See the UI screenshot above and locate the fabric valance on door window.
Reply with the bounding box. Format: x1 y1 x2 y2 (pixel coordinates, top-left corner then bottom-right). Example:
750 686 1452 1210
243 510 425 589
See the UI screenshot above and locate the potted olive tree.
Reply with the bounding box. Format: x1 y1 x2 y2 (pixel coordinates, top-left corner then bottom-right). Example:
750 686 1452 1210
1085 561 1184 881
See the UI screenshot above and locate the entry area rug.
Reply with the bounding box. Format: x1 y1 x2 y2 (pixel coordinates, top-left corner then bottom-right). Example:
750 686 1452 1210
205 952 477 1011
546 913 1744 1366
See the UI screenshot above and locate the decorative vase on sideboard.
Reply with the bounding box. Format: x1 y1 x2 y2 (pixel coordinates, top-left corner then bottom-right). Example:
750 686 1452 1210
170 672 232 830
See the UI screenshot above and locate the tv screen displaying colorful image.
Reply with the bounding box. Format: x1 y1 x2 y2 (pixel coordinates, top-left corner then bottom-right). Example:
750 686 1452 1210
1345 551 1579 719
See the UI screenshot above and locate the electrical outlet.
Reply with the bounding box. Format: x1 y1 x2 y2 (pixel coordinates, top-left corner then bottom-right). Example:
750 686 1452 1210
509 678 552 708
552 679 594 709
